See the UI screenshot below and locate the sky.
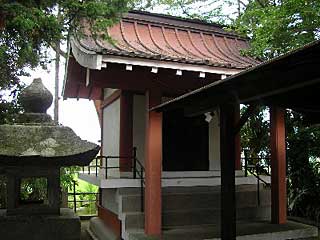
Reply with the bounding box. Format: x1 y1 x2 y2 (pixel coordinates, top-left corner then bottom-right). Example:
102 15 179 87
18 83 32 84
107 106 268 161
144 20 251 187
20 57 101 145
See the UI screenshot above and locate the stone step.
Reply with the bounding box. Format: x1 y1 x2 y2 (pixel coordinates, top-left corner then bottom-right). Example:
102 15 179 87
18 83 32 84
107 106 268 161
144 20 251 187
120 189 270 213
88 217 118 240
118 184 269 196
123 206 271 230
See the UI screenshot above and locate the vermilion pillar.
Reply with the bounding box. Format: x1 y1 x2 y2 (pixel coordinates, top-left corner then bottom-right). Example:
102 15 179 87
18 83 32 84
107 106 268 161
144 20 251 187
119 91 133 171
234 104 241 170
144 90 162 237
220 103 236 240
270 106 287 224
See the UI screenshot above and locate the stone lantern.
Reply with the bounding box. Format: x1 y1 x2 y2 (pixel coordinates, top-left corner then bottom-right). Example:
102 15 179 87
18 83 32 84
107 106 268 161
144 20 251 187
0 78 100 240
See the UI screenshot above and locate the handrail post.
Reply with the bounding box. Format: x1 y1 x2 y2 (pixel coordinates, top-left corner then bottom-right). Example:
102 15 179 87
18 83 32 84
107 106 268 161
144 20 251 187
95 158 98 177
244 149 248 177
141 166 144 212
256 164 260 206
73 180 77 213
105 157 108 179
133 147 137 179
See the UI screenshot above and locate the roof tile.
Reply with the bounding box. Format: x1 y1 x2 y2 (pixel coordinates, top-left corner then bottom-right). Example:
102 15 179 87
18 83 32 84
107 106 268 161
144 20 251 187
76 11 259 69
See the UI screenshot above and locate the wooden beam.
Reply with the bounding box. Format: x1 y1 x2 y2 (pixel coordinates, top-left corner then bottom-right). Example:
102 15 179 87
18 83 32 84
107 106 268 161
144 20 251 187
145 90 162 237
100 90 121 109
233 104 259 135
220 103 236 240
183 93 231 117
242 77 320 104
270 106 287 224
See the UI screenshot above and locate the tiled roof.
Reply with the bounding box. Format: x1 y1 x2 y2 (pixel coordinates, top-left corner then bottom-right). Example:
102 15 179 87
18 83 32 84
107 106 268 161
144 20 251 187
75 11 260 70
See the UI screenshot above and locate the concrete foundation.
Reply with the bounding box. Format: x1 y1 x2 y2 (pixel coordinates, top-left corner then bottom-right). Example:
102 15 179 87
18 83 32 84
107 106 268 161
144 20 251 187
0 208 80 240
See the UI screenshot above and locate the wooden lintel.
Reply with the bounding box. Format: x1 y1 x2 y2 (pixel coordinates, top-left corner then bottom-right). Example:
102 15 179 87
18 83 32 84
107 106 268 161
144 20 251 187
233 104 258 135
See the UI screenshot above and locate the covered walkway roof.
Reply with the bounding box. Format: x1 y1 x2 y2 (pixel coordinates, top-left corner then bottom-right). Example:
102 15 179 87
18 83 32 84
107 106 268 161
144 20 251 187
152 40 320 121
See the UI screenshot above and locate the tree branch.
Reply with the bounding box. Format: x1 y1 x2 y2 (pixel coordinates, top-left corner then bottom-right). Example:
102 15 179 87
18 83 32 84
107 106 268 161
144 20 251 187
49 42 67 58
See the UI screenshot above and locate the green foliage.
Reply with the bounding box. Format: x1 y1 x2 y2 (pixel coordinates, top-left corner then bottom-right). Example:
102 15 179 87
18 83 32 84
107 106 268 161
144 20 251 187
20 177 48 202
152 0 320 59
0 0 136 209
0 0 132 122
60 166 80 191
233 0 320 60
155 0 229 23
240 105 269 158
68 178 98 215
285 111 320 221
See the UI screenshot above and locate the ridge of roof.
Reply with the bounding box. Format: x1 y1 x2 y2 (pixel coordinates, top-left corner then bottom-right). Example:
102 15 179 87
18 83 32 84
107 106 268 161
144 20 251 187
127 10 225 28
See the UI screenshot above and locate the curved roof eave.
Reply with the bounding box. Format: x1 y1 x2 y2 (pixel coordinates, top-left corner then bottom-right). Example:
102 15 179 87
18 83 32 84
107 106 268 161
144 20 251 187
71 38 103 70
71 37 244 76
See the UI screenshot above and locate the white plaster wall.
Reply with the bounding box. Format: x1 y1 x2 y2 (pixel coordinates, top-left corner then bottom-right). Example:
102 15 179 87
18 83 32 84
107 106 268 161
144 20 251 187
133 95 146 166
209 109 221 170
103 88 118 99
102 98 120 178
101 189 118 214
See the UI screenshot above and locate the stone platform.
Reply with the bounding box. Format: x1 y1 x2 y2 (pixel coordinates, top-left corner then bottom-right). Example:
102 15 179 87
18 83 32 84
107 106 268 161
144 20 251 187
128 220 318 240
0 208 80 240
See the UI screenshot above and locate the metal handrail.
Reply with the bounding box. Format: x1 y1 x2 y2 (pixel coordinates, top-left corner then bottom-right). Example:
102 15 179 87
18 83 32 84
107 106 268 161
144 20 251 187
81 147 145 212
243 150 271 206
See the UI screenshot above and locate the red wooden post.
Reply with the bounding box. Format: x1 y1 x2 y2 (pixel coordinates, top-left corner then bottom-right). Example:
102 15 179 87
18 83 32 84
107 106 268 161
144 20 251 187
144 90 162 237
234 104 241 170
270 106 287 224
119 91 133 171
220 103 236 240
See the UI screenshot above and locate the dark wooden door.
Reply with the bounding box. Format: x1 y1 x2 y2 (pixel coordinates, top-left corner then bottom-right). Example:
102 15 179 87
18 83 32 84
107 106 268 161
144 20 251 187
163 110 209 171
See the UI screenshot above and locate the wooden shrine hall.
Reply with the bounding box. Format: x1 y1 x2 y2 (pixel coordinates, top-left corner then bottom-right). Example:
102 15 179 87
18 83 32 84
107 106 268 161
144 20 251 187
153 40 320 239
63 10 319 240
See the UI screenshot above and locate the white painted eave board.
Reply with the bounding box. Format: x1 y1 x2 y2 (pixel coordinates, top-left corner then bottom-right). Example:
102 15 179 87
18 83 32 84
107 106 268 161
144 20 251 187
102 55 242 75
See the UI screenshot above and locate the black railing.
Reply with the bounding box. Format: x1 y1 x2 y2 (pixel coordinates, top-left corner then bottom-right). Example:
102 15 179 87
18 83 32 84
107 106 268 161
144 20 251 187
68 180 99 214
81 147 145 212
242 150 271 206
82 157 100 177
